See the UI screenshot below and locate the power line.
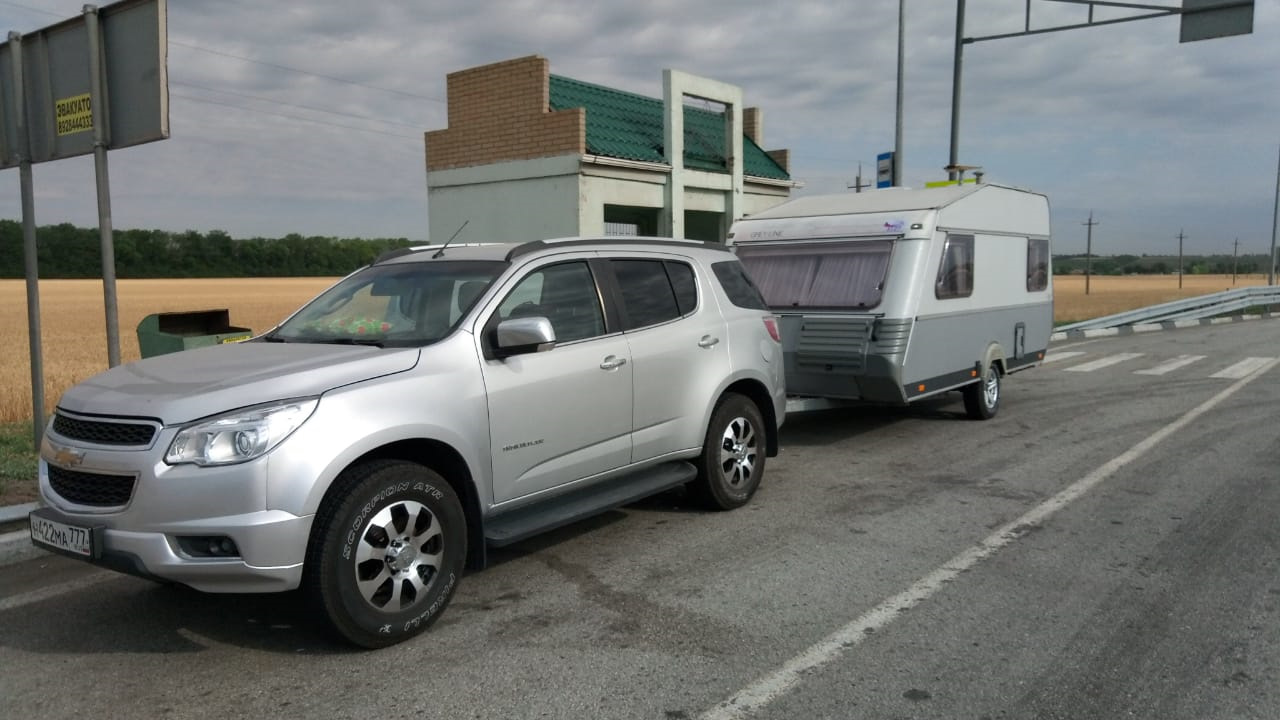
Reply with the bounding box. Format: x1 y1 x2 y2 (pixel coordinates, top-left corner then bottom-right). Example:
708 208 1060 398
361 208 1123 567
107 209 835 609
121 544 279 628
169 41 444 104
170 93 421 140
0 1 445 105
0 0 58 19
171 79 429 130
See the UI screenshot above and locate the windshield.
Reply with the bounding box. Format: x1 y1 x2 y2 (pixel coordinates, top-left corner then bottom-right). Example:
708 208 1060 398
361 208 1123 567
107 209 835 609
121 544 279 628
270 260 507 346
736 239 892 310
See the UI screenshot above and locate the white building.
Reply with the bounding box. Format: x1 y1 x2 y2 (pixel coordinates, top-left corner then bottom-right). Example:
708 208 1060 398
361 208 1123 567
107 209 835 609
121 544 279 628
424 55 796 243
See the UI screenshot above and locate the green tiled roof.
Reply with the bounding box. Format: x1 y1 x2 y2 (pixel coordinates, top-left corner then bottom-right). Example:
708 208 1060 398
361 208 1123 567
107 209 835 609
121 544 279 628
549 75 790 181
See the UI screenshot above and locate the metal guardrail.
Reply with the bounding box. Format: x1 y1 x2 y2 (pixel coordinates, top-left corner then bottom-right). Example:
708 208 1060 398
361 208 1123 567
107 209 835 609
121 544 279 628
1057 285 1280 333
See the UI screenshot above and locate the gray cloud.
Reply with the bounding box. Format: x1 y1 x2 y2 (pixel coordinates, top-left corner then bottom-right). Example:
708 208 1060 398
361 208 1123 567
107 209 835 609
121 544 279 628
0 0 1275 256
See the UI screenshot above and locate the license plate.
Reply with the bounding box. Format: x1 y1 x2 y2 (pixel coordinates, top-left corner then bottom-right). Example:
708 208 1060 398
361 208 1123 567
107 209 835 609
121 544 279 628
30 511 96 558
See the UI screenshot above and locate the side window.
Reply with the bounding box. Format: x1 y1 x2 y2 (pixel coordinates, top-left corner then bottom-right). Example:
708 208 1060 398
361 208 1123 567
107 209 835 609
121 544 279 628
496 261 605 343
613 259 681 330
712 260 769 310
935 234 974 299
665 261 698 315
1026 238 1049 292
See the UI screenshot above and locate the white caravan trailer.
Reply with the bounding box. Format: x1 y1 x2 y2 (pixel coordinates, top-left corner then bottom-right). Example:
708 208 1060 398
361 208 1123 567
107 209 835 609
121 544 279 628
727 183 1052 419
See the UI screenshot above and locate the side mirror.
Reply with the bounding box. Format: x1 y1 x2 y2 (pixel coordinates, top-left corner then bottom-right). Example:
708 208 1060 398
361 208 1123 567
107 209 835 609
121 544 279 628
494 317 556 357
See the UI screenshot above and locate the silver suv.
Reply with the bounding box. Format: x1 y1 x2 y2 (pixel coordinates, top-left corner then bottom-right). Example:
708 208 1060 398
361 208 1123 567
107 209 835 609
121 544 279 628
30 237 785 647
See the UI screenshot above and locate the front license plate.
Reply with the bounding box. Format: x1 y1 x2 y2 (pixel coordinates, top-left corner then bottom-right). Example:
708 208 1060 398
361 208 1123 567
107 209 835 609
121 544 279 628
30 511 96 558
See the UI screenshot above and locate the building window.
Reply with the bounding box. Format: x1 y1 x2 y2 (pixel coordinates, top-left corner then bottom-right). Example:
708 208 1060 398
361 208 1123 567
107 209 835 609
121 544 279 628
935 234 974 299
605 222 639 236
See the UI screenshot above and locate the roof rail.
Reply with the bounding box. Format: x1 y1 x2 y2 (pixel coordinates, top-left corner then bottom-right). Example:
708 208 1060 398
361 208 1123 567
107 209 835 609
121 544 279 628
374 243 508 264
505 236 729 261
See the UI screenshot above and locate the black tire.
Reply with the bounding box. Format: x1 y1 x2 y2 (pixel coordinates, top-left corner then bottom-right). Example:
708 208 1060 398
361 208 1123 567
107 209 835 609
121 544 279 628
688 393 766 511
305 460 466 648
962 363 1001 420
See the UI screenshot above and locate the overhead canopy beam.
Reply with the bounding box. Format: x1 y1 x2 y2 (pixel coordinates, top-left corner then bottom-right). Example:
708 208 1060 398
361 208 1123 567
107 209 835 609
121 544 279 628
966 0 1252 43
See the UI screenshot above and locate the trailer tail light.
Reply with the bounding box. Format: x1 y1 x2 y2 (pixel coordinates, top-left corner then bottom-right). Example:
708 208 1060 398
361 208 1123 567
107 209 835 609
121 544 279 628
763 316 781 343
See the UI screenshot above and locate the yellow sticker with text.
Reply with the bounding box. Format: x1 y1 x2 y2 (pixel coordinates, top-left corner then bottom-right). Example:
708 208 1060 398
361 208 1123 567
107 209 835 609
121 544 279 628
55 93 94 136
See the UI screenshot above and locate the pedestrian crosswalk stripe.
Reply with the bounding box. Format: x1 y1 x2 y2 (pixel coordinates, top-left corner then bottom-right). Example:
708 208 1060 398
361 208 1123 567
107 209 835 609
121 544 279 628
1133 354 1206 376
1064 353 1145 372
1210 357 1275 380
1042 351 1086 364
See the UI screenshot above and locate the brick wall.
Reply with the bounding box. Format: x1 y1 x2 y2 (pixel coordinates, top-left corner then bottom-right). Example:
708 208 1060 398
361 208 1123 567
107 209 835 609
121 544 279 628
743 107 762 145
425 55 586 171
766 149 790 174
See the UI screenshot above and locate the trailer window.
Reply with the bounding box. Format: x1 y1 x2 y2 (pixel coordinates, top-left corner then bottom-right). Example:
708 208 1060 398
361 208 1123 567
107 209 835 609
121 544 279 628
935 234 974 299
1027 238 1049 292
735 240 891 310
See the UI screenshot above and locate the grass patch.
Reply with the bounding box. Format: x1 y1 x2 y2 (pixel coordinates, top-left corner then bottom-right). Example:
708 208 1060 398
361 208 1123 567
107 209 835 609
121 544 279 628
0 422 39 506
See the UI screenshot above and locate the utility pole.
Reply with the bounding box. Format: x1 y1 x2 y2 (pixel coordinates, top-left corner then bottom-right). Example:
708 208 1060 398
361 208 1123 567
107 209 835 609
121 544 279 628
1177 229 1186 289
1232 237 1239 285
848 163 871 193
1271 143 1279 286
947 0 966 182
1083 211 1099 295
893 0 905 186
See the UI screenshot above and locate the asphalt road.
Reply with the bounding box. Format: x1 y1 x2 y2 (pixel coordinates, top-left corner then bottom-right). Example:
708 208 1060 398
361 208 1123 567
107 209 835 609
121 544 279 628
2 319 1278 720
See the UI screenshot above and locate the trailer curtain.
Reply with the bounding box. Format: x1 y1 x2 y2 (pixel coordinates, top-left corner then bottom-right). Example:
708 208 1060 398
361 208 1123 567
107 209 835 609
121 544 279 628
736 240 892 309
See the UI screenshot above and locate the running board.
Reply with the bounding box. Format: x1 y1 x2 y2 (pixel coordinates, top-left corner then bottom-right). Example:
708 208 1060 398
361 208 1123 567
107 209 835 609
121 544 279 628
484 461 697 547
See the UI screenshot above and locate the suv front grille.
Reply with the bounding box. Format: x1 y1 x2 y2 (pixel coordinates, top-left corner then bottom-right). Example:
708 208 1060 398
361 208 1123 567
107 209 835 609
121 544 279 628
53 413 157 446
48 466 136 507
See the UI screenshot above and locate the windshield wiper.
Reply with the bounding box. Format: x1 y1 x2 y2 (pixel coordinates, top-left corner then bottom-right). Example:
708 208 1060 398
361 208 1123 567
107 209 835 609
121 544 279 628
317 338 386 348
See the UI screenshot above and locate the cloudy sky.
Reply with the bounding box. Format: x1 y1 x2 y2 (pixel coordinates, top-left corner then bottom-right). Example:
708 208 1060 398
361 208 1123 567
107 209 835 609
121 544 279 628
0 0 1276 257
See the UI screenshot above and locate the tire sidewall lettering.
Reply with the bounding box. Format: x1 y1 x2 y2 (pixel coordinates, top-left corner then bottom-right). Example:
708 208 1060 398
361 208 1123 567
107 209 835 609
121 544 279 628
340 479 441 559
401 571 457 633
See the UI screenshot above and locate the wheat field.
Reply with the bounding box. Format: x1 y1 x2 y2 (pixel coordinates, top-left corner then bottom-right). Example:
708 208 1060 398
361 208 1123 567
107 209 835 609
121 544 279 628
1 278 334 423
0 274 1274 423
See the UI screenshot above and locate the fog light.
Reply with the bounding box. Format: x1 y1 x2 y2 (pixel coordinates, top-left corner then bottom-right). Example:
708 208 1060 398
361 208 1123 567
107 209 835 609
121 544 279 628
177 535 241 559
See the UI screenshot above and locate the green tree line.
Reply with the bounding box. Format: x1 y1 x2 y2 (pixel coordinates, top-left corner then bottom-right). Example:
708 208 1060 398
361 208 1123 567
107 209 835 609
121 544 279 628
1053 253 1271 276
0 220 416 278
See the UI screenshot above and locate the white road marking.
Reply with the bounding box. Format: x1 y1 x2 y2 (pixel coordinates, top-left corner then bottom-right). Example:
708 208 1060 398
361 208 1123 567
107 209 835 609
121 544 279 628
1134 354 1206 376
1063 352 1145 372
1211 357 1276 380
0 571 114 613
699 358 1280 720
1042 351 1086 364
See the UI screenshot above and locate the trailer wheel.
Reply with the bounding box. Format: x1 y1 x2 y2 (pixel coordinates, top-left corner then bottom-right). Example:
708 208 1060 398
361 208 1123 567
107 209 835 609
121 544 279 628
963 363 1001 420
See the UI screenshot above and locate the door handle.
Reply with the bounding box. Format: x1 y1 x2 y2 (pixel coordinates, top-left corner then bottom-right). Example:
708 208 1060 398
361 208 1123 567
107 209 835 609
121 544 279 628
698 335 720 349
599 355 627 370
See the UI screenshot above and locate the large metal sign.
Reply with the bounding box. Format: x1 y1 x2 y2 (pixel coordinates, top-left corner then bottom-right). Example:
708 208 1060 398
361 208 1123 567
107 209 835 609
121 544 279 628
1181 0 1254 42
0 0 168 169
2 0 168 449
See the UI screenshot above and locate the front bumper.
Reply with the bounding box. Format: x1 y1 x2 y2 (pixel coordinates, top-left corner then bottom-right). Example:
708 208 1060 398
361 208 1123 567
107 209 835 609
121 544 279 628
30 504 311 593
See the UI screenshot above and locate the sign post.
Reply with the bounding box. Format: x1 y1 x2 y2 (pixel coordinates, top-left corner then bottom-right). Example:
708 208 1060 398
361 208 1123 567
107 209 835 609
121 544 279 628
1 0 169 448
6 32 46 450
85 5 122 368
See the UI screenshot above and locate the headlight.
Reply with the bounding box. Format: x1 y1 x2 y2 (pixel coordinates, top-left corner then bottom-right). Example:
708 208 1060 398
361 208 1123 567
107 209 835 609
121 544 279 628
165 399 319 467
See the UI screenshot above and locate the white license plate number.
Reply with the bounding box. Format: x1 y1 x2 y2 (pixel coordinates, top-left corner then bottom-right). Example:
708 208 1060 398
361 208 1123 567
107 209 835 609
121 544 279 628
30 513 94 557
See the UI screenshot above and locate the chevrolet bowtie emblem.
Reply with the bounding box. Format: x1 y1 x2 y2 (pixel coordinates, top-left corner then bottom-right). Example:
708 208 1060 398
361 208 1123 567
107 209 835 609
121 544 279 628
52 445 86 468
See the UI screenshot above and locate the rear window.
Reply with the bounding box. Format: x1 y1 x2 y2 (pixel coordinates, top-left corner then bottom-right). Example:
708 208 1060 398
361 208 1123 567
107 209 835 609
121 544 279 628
1027 238 1049 292
711 261 768 310
666 261 698 315
612 259 683 329
734 240 891 309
